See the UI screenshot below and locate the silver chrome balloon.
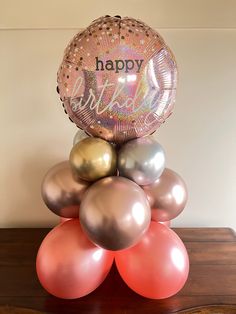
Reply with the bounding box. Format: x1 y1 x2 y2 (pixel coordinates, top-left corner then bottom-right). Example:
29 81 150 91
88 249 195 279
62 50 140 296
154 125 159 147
118 137 165 185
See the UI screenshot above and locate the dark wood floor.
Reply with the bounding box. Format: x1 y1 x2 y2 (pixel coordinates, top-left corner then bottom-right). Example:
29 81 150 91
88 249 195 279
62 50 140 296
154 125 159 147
0 228 236 313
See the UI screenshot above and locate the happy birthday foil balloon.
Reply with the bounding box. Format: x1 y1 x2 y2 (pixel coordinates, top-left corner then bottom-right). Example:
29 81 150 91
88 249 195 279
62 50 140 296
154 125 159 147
57 16 177 143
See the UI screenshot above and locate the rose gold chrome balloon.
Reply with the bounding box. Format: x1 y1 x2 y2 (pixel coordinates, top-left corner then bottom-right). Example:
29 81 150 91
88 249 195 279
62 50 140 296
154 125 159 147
41 161 90 218
142 168 188 222
80 176 151 251
57 16 177 143
69 137 117 182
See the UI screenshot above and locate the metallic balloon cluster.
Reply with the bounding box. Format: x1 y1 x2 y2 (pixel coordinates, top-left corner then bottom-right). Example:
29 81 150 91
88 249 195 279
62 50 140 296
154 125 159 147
38 131 189 299
37 15 189 301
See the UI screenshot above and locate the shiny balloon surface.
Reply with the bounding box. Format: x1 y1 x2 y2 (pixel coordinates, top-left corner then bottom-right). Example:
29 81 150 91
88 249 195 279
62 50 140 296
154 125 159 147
57 16 177 143
41 161 90 218
36 219 114 299
69 137 117 182
118 136 165 185
80 176 151 251
143 168 188 221
159 220 171 227
115 222 189 299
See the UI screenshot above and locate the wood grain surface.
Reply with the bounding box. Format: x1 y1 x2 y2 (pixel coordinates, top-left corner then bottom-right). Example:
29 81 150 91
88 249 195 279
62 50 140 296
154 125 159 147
0 228 235 313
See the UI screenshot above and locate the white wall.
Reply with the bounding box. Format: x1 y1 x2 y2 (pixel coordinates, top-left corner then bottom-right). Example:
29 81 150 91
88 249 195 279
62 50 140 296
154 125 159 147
1 0 236 229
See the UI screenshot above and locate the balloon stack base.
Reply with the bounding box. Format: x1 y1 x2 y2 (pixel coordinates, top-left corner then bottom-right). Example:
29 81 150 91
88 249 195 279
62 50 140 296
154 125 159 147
36 220 189 300
37 15 190 301
1 228 236 313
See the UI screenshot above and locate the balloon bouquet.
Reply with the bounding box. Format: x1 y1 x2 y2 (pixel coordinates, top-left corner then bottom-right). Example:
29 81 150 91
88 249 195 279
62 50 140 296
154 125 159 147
36 16 189 300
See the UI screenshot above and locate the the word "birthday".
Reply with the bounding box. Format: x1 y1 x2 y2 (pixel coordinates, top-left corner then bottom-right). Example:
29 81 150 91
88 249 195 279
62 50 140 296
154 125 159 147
95 57 144 73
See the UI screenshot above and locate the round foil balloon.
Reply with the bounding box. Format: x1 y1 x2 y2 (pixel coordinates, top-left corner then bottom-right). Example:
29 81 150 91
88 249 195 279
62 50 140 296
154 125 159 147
57 16 177 143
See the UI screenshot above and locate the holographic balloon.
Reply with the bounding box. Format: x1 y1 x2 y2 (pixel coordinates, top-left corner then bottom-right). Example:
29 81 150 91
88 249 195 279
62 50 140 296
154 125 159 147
57 16 177 143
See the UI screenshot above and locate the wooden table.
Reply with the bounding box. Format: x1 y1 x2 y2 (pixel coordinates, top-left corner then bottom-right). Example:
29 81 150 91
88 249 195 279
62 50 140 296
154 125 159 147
0 228 236 313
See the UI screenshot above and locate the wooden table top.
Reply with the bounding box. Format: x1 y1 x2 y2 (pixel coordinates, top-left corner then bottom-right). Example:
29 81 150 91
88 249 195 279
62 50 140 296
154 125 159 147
0 227 236 314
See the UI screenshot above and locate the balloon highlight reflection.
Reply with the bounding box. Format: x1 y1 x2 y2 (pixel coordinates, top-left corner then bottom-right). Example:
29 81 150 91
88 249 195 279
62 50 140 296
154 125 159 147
69 137 117 182
80 177 151 251
115 222 189 299
36 220 114 299
118 137 165 185
57 16 177 143
143 168 188 221
41 161 90 218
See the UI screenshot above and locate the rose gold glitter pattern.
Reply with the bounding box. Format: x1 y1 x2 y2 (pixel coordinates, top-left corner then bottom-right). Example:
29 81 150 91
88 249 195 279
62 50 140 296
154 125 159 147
57 16 177 143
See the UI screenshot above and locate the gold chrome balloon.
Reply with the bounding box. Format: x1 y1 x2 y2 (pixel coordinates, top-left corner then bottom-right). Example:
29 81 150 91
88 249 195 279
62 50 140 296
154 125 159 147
41 161 90 218
69 137 117 182
80 176 151 251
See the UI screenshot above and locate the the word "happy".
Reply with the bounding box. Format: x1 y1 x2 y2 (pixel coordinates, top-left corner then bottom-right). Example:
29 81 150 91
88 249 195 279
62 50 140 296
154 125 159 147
95 57 144 74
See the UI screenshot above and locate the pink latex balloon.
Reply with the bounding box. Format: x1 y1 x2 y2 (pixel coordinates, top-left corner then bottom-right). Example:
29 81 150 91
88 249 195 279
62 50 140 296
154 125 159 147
36 219 114 299
115 222 189 299
57 16 177 143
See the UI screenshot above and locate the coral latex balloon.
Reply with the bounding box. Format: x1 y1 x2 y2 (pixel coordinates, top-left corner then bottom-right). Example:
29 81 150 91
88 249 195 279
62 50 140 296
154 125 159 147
36 219 114 299
57 16 177 143
115 222 189 299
